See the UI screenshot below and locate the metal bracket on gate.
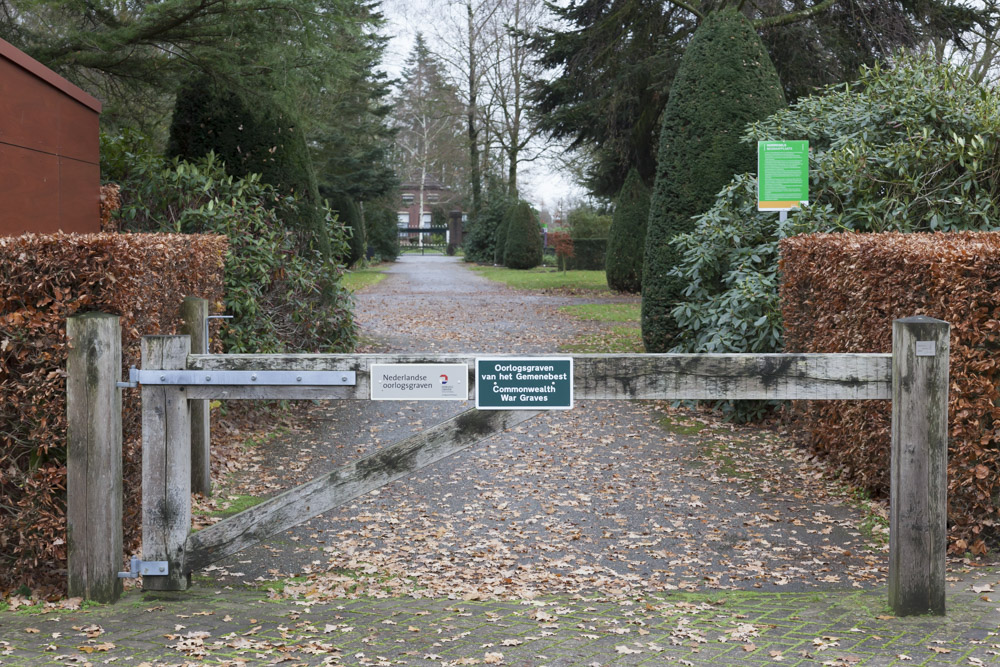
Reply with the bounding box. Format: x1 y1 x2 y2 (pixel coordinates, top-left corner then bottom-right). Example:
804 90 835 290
126 367 356 386
118 556 169 578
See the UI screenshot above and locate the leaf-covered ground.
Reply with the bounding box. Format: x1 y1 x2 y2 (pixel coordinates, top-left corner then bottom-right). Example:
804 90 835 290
196 256 893 599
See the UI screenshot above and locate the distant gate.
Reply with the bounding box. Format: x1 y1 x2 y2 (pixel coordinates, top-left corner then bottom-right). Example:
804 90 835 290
66 310 949 617
398 225 450 254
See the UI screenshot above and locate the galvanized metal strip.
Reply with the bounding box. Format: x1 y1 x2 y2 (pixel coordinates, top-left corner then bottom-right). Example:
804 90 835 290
134 369 356 386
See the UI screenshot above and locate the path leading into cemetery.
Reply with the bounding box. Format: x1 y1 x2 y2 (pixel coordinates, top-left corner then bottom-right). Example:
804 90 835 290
2 255 998 667
197 256 900 595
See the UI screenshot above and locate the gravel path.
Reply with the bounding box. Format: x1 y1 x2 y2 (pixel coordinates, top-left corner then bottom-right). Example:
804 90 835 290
201 256 891 597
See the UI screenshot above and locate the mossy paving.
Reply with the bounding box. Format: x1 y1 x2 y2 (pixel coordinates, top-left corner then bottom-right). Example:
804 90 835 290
1 575 998 666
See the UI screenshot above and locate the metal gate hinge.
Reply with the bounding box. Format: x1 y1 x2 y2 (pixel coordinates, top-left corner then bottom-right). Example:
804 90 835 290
118 556 169 578
116 366 140 389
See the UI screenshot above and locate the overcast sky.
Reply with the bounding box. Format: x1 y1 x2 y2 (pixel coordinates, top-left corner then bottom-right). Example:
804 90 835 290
377 0 585 212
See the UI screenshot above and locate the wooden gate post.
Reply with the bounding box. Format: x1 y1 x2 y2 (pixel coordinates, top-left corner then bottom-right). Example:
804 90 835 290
180 297 211 496
66 313 123 603
889 316 949 616
141 335 192 591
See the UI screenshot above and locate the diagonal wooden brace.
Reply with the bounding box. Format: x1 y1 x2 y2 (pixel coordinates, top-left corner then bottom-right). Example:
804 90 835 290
184 408 540 574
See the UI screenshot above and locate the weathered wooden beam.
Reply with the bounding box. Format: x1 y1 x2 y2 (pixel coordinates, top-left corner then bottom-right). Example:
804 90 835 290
180 297 211 497
183 353 892 401
141 336 192 591
66 313 123 603
184 408 541 573
889 316 949 616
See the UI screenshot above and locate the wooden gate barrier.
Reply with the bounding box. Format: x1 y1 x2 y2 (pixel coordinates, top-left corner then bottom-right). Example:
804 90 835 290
66 311 950 616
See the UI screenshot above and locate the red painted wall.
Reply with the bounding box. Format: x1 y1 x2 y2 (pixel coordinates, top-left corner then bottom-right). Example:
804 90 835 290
0 38 102 235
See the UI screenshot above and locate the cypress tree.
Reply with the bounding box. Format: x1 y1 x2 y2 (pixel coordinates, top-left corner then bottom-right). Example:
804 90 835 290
366 203 400 262
493 204 515 265
641 11 785 351
168 74 332 260
330 195 365 267
503 201 543 270
606 168 650 293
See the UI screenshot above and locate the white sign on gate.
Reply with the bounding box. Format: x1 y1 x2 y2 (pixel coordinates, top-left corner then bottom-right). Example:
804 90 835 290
370 364 469 401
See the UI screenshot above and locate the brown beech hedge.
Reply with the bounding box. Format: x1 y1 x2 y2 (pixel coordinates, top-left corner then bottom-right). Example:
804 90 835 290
0 233 225 594
781 232 1000 552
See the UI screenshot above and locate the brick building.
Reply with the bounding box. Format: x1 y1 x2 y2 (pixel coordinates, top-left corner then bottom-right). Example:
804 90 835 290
397 179 462 229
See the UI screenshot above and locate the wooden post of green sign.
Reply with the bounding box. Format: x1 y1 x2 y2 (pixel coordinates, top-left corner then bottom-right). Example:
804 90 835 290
889 316 949 616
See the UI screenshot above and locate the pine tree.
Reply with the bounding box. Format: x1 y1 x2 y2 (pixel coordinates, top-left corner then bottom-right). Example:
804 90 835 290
503 200 543 269
642 10 785 351
606 168 650 293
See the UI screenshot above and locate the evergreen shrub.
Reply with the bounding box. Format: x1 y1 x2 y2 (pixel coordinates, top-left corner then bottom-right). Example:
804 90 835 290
606 168 650 292
563 239 607 270
642 10 785 351
494 204 514 265
366 204 400 261
668 54 1000 421
503 200 544 269
331 195 366 267
103 132 355 354
167 74 333 260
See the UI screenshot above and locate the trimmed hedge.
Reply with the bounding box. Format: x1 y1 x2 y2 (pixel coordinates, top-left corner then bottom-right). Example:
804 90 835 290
562 239 607 271
503 201 543 269
781 231 1000 551
606 168 649 293
0 233 226 594
642 10 785 351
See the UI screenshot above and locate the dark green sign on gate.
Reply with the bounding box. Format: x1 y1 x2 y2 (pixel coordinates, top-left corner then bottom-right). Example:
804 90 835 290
475 357 573 410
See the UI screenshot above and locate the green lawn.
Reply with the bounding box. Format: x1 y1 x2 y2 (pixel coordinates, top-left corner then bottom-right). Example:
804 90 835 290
557 302 643 353
470 266 609 291
342 265 389 292
558 303 640 322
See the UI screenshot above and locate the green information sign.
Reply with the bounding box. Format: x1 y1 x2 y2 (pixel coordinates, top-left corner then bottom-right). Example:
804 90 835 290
758 140 809 211
475 357 573 410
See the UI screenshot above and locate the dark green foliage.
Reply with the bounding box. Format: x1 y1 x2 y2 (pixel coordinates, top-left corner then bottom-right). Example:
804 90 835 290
642 10 785 352
503 201 543 270
493 206 514 266
167 74 332 260
606 168 649 293
102 131 355 354
431 205 448 227
567 206 612 239
365 202 400 262
529 0 693 197
329 195 365 267
563 239 607 271
464 189 512 263
527 0 985 197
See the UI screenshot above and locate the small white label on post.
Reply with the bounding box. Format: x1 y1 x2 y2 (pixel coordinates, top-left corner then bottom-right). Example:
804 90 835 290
915 341 937 357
